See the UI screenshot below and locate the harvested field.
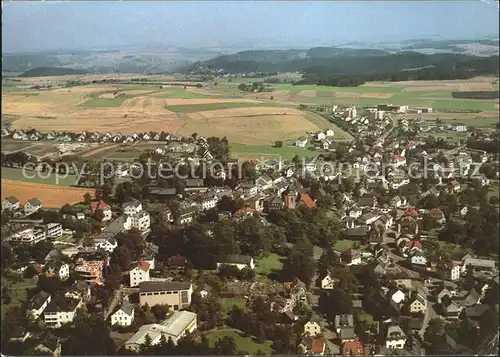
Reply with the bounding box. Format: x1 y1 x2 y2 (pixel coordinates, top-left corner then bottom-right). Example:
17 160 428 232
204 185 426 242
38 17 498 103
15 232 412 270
359 93 393 99
298 90 316 97
179 107 321 145
403 86 458 92
495 104 499 109
81 144 121 158
1 179 96 208
99 93 117 99
185 87 219 96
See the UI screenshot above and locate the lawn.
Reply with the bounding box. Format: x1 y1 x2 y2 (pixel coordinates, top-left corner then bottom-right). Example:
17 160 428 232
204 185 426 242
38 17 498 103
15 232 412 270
198 328 273 355
333 239 365 251
219 298 247 317
1 167 79 186
229 143 320 160
165 102 279 113
255 253 284 275
1 278 37 321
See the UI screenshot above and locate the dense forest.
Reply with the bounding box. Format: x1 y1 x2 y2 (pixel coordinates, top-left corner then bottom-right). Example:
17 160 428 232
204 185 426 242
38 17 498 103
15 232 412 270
18 67 88 77
191 48 499 86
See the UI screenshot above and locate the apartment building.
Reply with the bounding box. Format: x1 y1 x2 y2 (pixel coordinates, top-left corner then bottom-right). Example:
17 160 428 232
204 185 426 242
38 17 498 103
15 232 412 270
26 291 51 321
44 297 82 328
45 223 63 239
129 211 150 231
139 281 192 310
74 259 105 285
130 261 151 287
8 226 47 246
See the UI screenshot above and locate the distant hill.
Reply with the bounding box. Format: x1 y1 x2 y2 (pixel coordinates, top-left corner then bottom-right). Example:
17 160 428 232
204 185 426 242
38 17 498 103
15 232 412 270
18 67 88 77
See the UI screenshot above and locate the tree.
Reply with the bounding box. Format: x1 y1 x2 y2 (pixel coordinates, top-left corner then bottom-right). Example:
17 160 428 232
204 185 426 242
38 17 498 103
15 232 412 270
319 288 352 321
63 312 116 355
83 192 92 204
275 140 283 148
214 336 237 355
489 196 499 206
282 237 316 286
111 245 132 271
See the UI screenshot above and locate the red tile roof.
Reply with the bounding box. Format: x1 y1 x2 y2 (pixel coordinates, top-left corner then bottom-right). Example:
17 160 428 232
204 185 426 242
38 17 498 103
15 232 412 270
137 260 150 272
429 208 444 218
90 200 110 212
404 208 418 217
300 193 316 209
342 340 365 356
311 338 326 353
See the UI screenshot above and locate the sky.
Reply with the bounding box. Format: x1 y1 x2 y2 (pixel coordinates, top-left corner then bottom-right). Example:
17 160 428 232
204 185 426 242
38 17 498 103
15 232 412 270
2 1 499 53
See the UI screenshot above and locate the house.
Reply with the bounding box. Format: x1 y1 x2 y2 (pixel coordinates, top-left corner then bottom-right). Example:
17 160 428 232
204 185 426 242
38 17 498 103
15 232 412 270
3 196 20 211
90 200 112 221
65 281 91 302
238 182 258 198
198 284 213 300
24 198 43 216
299 337 326 356
111 300 135 327
216 255 255 270
462 288 481 307
295 137 308 148
26 291 52 320
44 297 83 328
74 257 105 285
35 334 62 357
271 295 295 313
45 260 70 281
341 249 362 266
335 314 357 342
123 199 143 216
178 207 197 225
167 255 188 272
358 195 377 209
429 208 445 224
342 340 365 356
385 324 407 349
13 131 28 140
299 193 316 209
442 300 462 319
284 278 307 302
321 272 338 290
129 211 151 231
389 289 406 304
94 236 118 253
130 260 151 287
124 311 197 352
139 281 193 310
200 193 218 211
304 317 322 337
266 196 284 211
440 262 461 281
316 131 326 140
410 254 428 267
326 129 335 137
349 206 363 219
256 175 274 191
408 293 427 314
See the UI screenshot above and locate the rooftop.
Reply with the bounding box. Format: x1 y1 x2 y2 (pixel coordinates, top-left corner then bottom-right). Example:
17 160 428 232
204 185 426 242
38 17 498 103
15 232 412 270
139 281 191 293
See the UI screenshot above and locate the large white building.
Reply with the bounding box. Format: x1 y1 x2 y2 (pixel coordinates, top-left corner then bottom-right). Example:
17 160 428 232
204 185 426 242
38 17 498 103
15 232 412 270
130 261 151 287
46 223 63 239
216 255 255 270
44 298 82 328
385 325 407 349
123 199 143 216
9 227 47 246
124 311 197 352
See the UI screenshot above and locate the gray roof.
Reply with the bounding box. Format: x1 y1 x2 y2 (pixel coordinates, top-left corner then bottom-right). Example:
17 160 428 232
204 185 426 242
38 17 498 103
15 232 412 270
339 326 356 340
386 325 406 340
139 281 191 293
118 300 134 316
464 304 490 318
335 314 354 327
217 254 253 265
27 198 42 206
123 199 141 208
27 291 51 310
5 196 19 204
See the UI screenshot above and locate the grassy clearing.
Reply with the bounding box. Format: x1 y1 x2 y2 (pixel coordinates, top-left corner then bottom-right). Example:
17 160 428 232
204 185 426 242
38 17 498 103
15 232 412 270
220 298 247 317
1 167 78 186
165 102 278 113
79 95 129 108
333 239 365 251
255 253 284 275
198 328 273 355
273 84 403 94
229 143 319 160
1 278 37 321
1 140 35 153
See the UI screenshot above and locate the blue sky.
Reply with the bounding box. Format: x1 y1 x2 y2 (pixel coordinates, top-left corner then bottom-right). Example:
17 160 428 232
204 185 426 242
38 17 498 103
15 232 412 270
2 1 499 52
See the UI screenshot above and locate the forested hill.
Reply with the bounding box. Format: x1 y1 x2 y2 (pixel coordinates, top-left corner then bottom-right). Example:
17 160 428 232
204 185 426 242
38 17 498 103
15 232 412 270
188 48 499 84
18 67 88 77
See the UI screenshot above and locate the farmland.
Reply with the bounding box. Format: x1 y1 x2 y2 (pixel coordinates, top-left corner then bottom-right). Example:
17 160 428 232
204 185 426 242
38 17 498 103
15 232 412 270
1 179 95 208
165 101 279 113
1 167 78 186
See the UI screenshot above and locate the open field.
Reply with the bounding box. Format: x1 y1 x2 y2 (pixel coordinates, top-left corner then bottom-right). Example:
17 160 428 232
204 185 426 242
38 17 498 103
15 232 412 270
1 179 95 208
229 143 319 160
220 298 247 316
88 142 165 161
165 101 277 113
1 167 78 186
197 328 273 355
1 278 38 321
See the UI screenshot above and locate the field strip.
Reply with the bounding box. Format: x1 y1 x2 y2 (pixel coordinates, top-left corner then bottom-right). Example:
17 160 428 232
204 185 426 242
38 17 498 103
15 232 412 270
81 144 122 158
1 179 96 208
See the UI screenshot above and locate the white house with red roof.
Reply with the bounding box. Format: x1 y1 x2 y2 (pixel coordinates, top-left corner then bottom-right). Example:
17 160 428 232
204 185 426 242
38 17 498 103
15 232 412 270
90 200 112 221
130 261 151 287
